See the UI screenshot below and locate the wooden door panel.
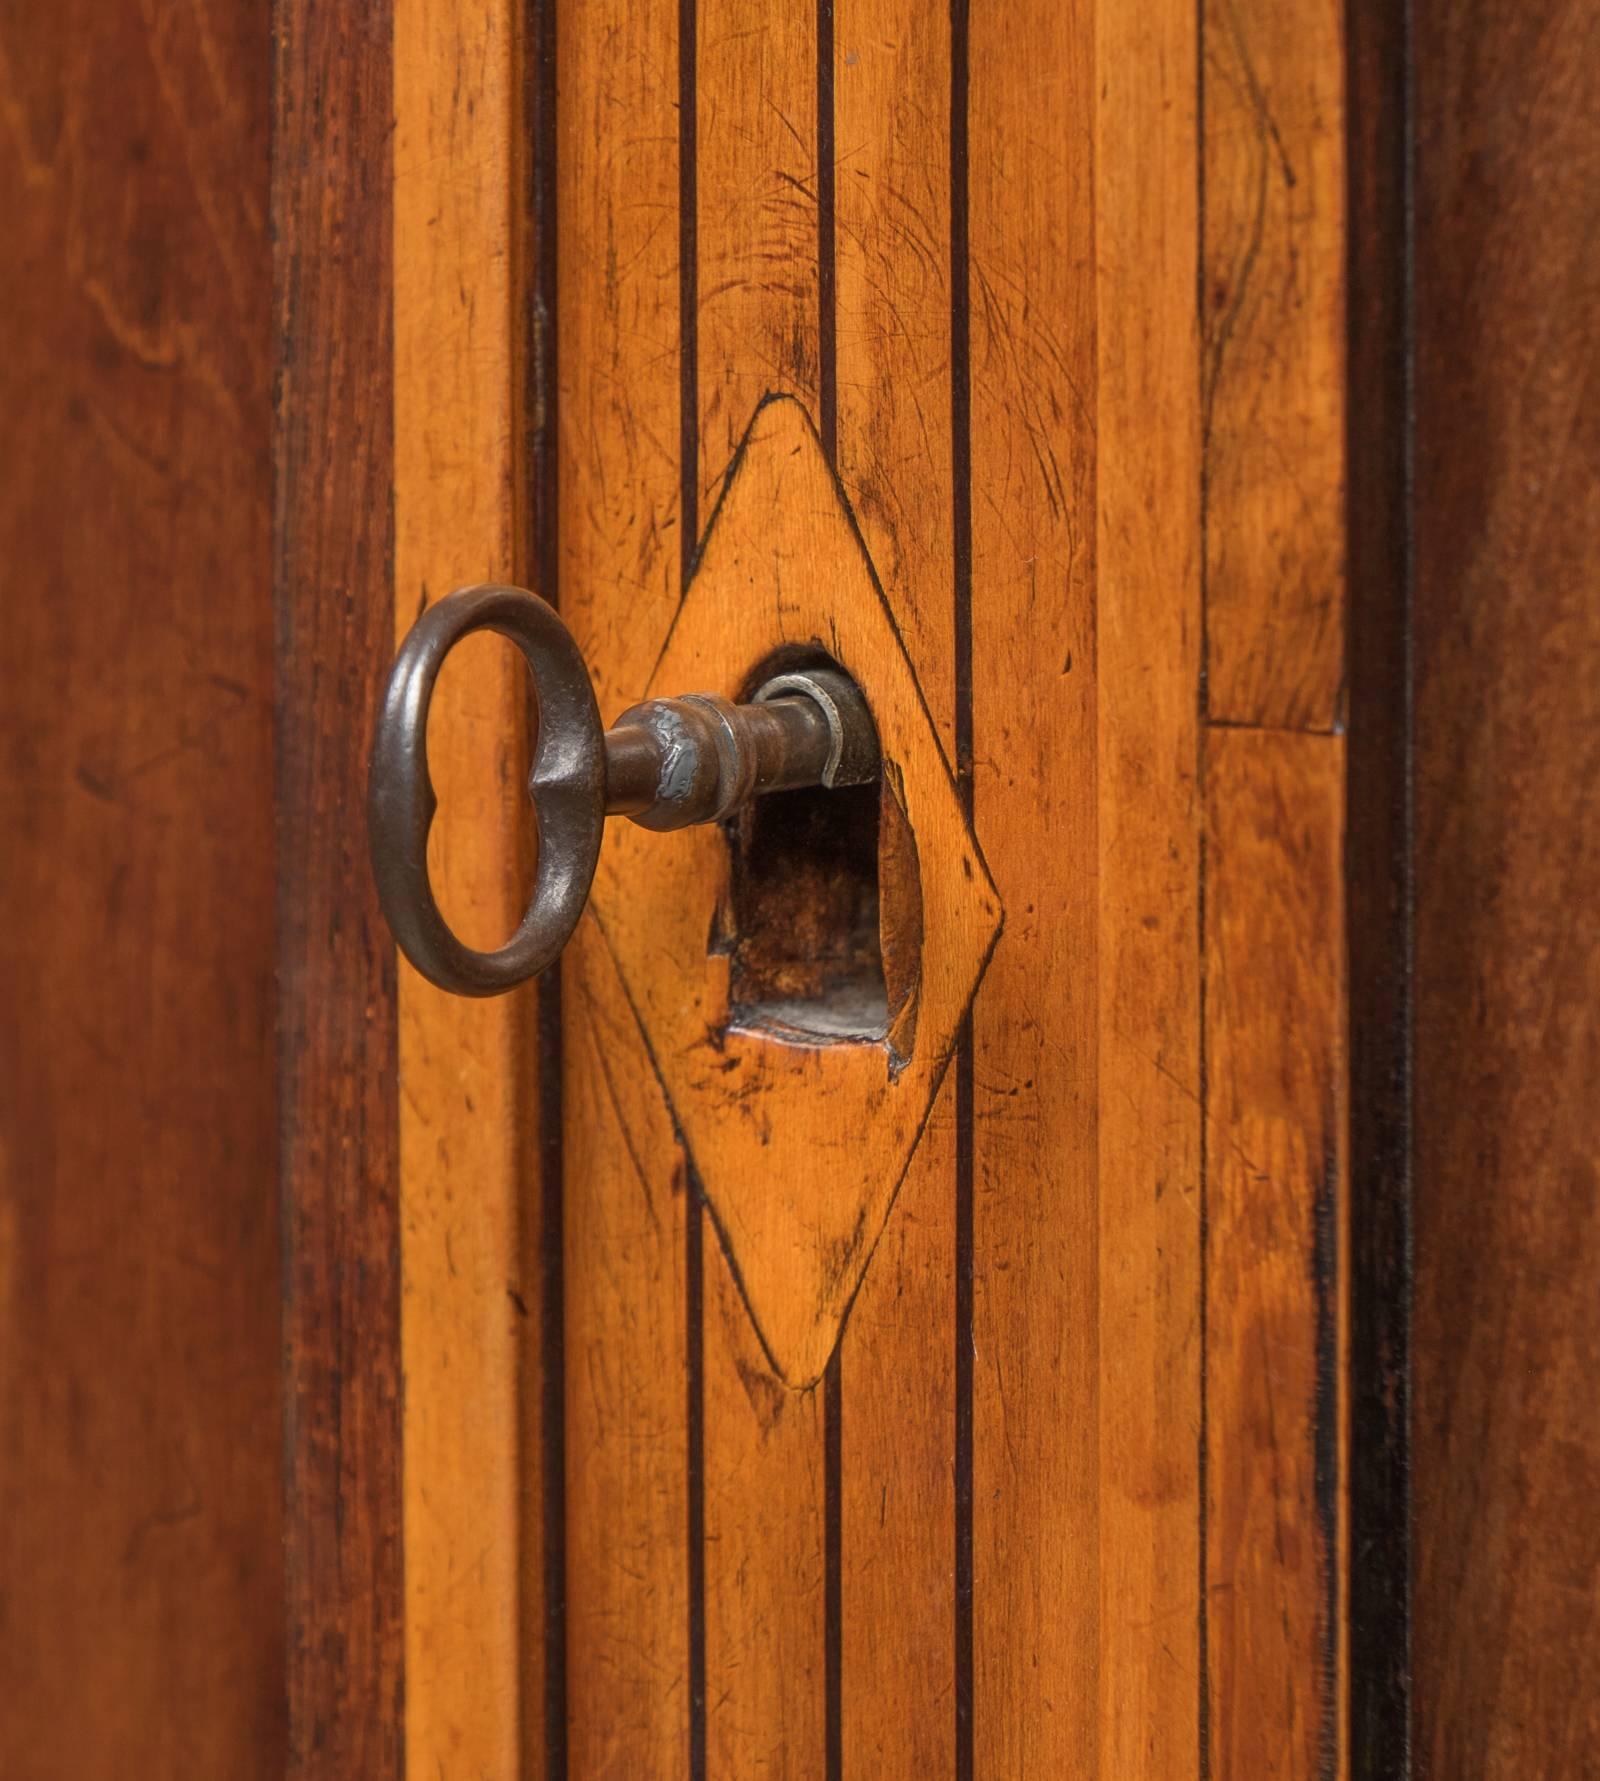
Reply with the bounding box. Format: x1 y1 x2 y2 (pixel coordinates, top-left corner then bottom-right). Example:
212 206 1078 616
373 0 1358 1774
18 0 1599 1771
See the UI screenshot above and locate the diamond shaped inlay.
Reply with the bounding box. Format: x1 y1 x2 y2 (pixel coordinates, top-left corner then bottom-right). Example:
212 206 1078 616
588 396 1002 1387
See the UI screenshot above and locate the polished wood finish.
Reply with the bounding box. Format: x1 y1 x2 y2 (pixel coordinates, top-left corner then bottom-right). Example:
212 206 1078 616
1202 0 1347 730
382 0 1366 1772
0 5 283 1774
694 15 828 1769
291 0 1600 1772
1200 1 1353 1770
832 5 959 1767
1205 731 1347 1778
1413 0 1600 1770
38 0 1600 1771
969 0 1107 1768
555 0 692 1770
273 6 403 1775
1093 1 1205 1768
393 0 542 1769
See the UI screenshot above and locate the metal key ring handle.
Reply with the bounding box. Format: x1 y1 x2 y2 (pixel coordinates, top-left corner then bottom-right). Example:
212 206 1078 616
367 584 605 996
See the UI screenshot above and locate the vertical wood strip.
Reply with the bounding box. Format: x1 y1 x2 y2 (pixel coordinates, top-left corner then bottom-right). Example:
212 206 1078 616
1413 2 1600 1770
274 6 403 1775
831 4 958 1767
1201 0 1347 729
564 932 693 1772
966 0 1100 1769
1344 0 1411 1767
1198 0 1352 1765
695 5 828 1772
1204 728 1346 1779
393 3 533 1772
555 0 691 1769
2 3 281 1770
696 0 821 510
1094 0 1206 1769
525 1 569 1762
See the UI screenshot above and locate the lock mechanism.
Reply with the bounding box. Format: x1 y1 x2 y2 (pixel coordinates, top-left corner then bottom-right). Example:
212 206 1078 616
367 583 880 996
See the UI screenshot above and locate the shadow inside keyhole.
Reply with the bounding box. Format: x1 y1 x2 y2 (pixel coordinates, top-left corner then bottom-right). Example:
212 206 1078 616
713 649 923 1068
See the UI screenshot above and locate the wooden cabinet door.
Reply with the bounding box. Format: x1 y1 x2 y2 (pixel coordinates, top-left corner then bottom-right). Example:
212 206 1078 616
278 1 1406 1775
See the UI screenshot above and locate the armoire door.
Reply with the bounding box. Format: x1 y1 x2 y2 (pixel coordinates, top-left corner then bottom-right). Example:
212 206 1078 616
278 0 1410 1775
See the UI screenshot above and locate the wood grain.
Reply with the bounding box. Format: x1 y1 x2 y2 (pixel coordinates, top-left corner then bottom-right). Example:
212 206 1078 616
1204 729 1346 1779
590 402 998 1393
1093 0 1207 1770
392 0 538 1771
1343 3 1411 1769
1202 0 1346 730
695 0 819 516
273 3 403 1775
694 8 828 1771
555 0 693 1769
0 3 283 1774
832 3 958 1766
1413 0 1600 1770
966 0 1104 1768
1197 0 1353 1769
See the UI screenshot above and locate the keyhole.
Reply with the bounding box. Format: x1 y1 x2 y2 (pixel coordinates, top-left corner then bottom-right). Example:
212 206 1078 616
717 653 922 1066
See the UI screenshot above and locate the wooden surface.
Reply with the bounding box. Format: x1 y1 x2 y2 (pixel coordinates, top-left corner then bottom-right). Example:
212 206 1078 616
693 16 828 1767
832 7 959 1767
273 5 404 1776
0 4 284 1776
1093 1 1204 1769
1199 0 1352 1771
1204 732 1346 1778
358 0 1361 1766
1412 0 1600 1771
46 0 1600 1770
1202 0 1346 729
392 0 542 1771
968 0 1107 1769
555 0 692 1771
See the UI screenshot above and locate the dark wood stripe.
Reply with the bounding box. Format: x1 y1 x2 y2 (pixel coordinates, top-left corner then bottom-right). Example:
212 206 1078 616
537 972 569 1781
680 0 701 578
824 1346 844 1781
679 8 707 1774
273 4 402 1774
817 0 838 464
950 0 974 1772
1314 1144 1342 1780
524 5 569 1773
686 1173 707 1781
817 11 843 1775
1345 0 1413 1768
954 1014 975 1779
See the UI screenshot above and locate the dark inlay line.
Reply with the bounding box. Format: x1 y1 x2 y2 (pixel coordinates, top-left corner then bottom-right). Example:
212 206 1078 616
679 4 706 1775
525 1 567 1772
950 0 975 1774
1344 0 1413 1768
824 1346 844 1781
680 0 700 584
686 1171 707 1781
816 6 843 1775
817 0 838 463
537 974 568 1781
954 1016 975 1779
1313 1145 1341 1781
